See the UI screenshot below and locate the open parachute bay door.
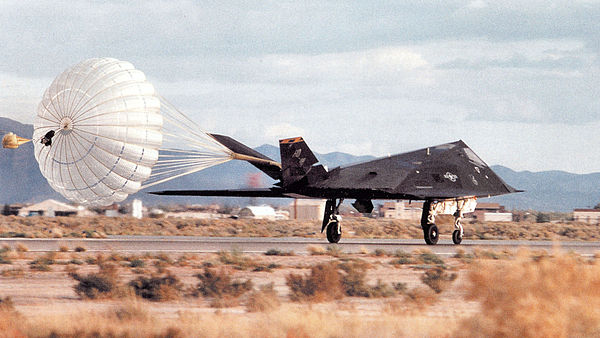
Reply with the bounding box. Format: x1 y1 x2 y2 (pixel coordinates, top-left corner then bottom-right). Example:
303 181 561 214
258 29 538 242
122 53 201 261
4 58 267 207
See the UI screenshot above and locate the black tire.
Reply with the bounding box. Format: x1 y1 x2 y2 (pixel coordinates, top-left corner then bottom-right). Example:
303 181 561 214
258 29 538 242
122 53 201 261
326 220 341 243
424 224 439 245
452 230 462 245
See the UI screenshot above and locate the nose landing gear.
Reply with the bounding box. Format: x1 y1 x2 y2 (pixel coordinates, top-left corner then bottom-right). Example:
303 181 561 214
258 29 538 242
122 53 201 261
452 210 464 245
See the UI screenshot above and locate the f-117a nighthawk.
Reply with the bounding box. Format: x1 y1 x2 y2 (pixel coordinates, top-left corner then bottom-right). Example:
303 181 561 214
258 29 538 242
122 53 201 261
151 135 520 245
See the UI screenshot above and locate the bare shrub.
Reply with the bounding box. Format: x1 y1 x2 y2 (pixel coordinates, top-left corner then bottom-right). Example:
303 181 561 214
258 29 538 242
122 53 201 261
373 249 388 257
175 253 198 266
416 250 445 266
455 252 600 337
246 283 280 312
74 246 86 252
59 245 69 252
391 250 415 265
217 249 254 270
404 287 438 309
1 267 24 277
129 259 145 268
325 245 344 257
370 280 397 298
306 245 326 255
340 260 397 298
129 272 183 301
195 267 253 303
70 263 120 299
108 301 149 322
0 249 11 265
15 243 28 252
154 253 173 265
0 296 15 312
264 248 294 256
340 261 371 297
108 252 124 262
286 262 344 302
30 252 56 271
421 267 457 294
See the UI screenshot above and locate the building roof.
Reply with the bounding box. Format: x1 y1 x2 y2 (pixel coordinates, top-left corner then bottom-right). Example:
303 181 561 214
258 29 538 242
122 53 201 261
289 199 326 206
574 209 600 212
19 199 79 213
476 203 501 208
241 205 276 217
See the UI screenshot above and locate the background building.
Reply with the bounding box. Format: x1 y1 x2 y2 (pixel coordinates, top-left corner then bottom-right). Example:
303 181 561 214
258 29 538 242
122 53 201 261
379 200 513 222
17 199 93 217
573 209 600 224
379 201 423 220
238 205 277 220
288 199 326 220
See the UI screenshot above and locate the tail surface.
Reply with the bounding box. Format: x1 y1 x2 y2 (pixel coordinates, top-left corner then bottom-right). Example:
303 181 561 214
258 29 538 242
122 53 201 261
208 133 281 180
279 137 327 186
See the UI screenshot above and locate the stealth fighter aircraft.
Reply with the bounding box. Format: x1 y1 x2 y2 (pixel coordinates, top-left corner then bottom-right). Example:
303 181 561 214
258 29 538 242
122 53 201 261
152 135 520 245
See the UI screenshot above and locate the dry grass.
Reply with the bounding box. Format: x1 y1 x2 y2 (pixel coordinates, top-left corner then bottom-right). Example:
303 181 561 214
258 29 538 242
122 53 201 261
29 252 56 271
307 245 327 255
1 267 24 277
2 215 600 242
245 283 281 312
456 251 600 337
7 244 600 337
15 243 28 253
0 303 457 337
264 248 295 256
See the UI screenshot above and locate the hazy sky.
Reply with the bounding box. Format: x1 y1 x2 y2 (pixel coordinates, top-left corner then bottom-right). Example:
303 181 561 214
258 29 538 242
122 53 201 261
1 1 599 173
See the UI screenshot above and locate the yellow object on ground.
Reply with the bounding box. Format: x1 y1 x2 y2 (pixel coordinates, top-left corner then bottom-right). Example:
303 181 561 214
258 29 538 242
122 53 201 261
2 132 31 149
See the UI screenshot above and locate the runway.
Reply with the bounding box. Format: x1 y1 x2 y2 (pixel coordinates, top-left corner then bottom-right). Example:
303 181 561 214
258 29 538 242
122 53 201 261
1 236 599 256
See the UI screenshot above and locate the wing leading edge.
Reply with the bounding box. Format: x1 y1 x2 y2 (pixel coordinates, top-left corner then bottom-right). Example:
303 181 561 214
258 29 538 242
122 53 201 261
150 188 287 198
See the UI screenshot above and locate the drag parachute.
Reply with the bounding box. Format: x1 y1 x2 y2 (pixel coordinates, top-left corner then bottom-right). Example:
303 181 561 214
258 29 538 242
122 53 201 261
32 58 233 206
2 132 31 149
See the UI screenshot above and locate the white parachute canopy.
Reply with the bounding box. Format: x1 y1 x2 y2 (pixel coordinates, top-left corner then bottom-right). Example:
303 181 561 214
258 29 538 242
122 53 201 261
34 58 233 207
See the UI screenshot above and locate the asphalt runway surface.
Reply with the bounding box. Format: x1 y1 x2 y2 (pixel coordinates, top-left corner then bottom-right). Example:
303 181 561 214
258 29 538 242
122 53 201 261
1 236 600 256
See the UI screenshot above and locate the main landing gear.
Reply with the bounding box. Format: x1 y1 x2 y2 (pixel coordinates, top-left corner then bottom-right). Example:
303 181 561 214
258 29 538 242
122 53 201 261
421 201 439 245
421 200 467 245
322 198 343 243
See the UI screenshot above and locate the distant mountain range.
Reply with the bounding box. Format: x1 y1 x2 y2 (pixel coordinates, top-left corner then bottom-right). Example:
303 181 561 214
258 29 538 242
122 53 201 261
1 117 598 212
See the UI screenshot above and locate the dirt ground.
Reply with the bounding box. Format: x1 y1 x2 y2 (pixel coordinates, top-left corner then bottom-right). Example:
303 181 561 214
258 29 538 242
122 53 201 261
4 246 600 337
0 249 476 331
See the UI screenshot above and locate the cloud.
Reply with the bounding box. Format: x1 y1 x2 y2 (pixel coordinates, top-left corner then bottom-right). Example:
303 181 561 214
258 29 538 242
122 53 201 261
2 1 599 78
1 1 599 173
0 72 52 122
264 123 306 140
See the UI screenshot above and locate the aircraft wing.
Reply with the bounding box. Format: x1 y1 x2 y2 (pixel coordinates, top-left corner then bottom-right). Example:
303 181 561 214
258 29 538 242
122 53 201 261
149 188 287 197
312 140 519 199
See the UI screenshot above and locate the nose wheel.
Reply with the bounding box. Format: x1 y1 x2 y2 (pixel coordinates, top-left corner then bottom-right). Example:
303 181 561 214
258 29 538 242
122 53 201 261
452 230 462 244
452 211 464 244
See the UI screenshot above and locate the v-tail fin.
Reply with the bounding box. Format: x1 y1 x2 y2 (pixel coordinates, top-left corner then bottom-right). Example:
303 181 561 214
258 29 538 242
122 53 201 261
208 133 282 180
279 137 327 186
